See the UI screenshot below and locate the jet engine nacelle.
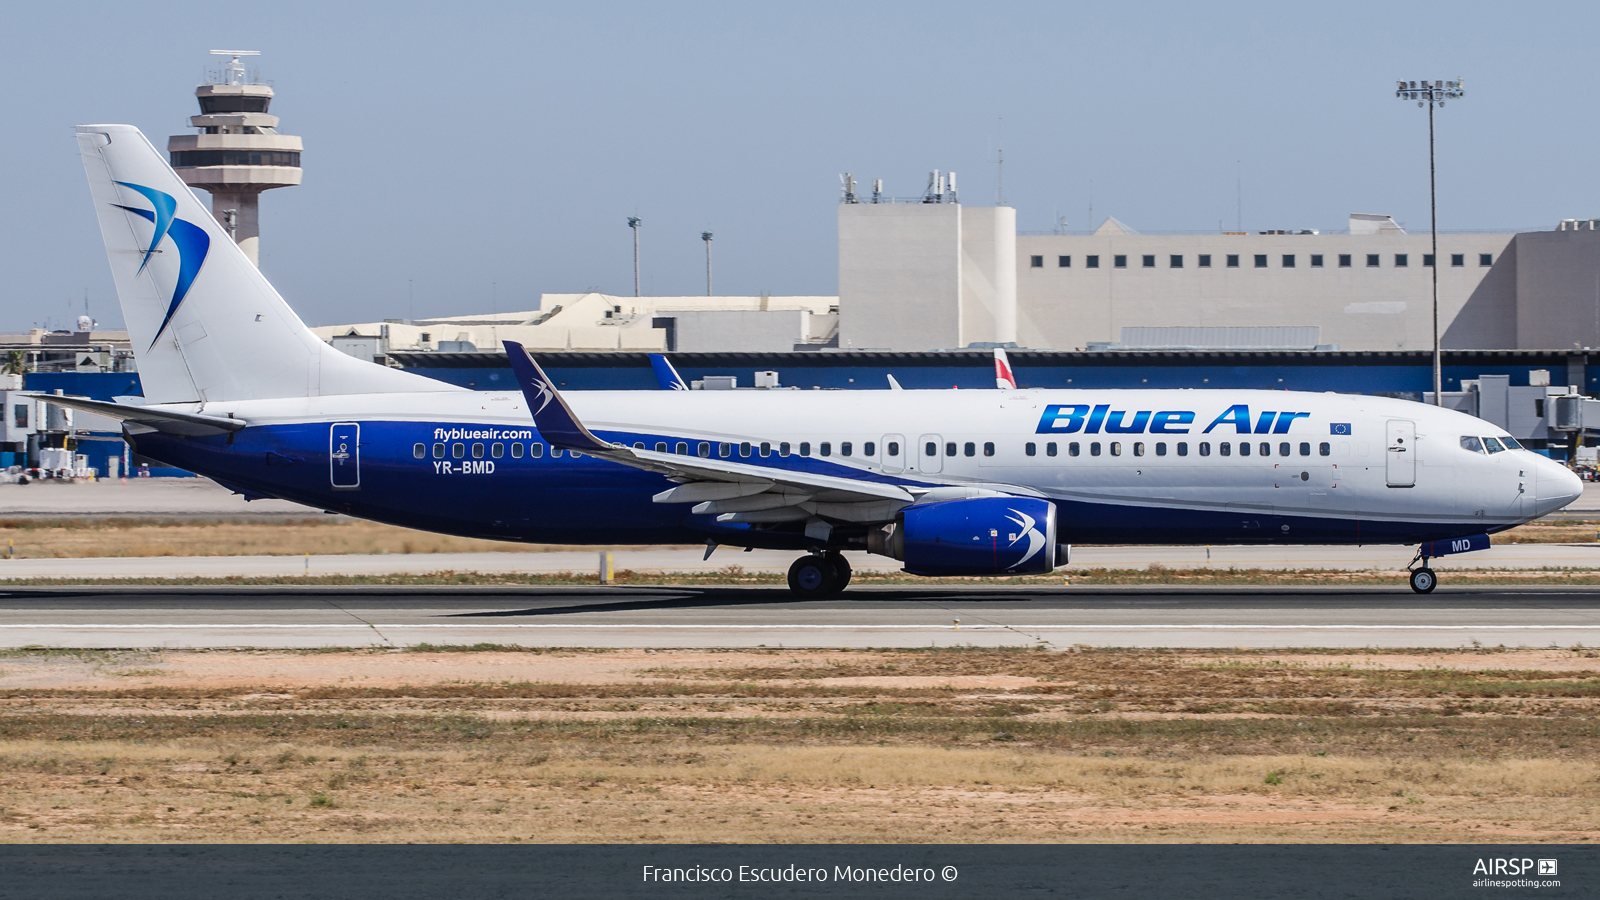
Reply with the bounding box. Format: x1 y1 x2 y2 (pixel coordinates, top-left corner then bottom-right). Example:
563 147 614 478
870 496 1058 576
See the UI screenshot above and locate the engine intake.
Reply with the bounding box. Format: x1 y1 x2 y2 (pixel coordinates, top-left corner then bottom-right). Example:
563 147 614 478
870 496 1058 577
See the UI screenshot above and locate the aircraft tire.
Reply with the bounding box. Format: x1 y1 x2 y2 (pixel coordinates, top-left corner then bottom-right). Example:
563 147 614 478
787 555 835 597
1409 567 1437 594
825 552 852 592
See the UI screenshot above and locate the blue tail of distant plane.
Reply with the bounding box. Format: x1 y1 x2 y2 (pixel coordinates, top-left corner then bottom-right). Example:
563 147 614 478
649 354 689 390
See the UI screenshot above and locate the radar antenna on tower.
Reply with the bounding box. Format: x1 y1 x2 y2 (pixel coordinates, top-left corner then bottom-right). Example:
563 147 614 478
209 50 261 85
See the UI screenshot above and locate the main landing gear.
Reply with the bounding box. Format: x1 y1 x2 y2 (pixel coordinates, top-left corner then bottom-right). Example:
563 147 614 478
787 552 851 597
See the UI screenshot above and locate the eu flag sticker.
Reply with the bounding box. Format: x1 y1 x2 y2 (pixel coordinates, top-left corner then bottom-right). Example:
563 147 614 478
1330 423 1352 435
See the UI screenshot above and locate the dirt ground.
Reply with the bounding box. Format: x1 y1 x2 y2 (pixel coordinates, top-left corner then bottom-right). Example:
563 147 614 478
0 646 1596 844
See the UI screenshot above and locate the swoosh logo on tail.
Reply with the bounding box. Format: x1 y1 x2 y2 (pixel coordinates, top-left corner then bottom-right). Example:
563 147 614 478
112 182 211 349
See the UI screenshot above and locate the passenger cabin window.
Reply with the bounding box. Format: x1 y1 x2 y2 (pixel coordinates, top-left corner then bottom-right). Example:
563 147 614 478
1299 442 1310 456
924 441 937 457
452 443 465 459
413 443 426 459
1177 442 1188 456
676 442 689 455
633 442 644 450
1318 442 1330 456
840 441 852 456
1155 442 1166 456
862 441 874 456
1219 442 1230 456
779 442 791 457
882 441 895 456
760 442 772 457
740 442 752 457
799 442 811 456
698 442 710 457
1047 442 1058 456
1239 442 1250 457
963 442 976 457
1278 442 1289 456
1026 442 1037 456
1064 442 1075 457
1090 442 1102 456
1110 442 1121 456
719 442 731 458
820 442 831 457
655 442 667 452
432 443 445 459
471 443 484 459
529 443 543 458
491 442 504 458
946 442 957 457
552 448 564 458
1133 442 1145 456
983 442 995 457
511 443 524 458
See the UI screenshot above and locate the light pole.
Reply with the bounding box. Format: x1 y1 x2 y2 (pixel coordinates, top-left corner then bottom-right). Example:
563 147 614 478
702 232 713 296
628 216 642 297
1395 77 1465 406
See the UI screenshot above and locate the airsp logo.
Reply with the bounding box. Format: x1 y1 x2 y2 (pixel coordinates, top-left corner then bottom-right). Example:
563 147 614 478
1472 858 1554 876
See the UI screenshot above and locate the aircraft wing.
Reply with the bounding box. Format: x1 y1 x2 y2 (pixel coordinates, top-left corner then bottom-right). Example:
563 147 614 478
503 341 915 525
22 393 245 436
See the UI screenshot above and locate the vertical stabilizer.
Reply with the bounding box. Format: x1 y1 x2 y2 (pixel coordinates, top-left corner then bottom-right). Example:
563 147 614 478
75 125 456 403
993 348 1017 389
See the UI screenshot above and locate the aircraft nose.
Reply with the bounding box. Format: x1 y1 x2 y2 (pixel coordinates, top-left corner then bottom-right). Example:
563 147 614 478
1537 459 1583 514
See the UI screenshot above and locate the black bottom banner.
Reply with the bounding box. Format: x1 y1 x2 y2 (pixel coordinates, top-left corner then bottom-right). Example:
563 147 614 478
0 844 1591 899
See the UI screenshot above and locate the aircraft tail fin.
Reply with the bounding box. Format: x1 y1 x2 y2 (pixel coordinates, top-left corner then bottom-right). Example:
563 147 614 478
649 353 689 390
993 348 1017 389
75 125 455 404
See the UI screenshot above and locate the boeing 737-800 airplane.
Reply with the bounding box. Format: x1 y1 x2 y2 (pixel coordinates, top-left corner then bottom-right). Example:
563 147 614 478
50 125 1582 595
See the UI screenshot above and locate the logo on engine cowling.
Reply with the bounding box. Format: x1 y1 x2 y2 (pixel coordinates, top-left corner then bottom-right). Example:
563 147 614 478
1005 508 1046 570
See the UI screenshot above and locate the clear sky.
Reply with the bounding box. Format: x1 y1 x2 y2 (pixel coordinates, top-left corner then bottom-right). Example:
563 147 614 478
2 1 1595 332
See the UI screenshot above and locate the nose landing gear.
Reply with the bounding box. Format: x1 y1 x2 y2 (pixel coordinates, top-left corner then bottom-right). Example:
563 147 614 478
1408 565 1437 594
1406 546 1438 593
787 552 851 597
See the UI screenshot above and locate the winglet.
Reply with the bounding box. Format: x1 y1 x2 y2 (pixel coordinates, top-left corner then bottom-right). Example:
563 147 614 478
993 348 1017 390
649 353 689 390
503 341 614 452
886 374 904 391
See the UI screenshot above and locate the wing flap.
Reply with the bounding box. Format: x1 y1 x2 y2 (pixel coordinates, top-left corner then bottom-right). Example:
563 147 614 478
24 393 244 436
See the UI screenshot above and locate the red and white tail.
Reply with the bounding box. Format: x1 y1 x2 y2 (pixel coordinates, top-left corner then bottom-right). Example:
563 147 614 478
993 348 1017 389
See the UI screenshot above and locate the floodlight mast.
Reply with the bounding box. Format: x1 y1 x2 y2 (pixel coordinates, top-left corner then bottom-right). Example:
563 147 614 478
1395 78 1465 406
628 216 642 297
702 232 713 296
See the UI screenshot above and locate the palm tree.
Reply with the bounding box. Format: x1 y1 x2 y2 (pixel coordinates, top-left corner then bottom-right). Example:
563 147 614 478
2 351 26 376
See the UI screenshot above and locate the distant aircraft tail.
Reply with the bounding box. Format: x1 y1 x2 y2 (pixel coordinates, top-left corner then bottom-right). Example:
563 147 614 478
75 125 454 404
648 353 689 390
993 348 1017 389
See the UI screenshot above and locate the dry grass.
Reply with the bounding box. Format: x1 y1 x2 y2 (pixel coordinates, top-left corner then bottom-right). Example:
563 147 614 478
0 647 1597 843
0 519 588 559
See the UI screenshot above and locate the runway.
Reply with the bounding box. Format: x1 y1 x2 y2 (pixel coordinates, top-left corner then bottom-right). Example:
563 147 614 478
5 585 1600 649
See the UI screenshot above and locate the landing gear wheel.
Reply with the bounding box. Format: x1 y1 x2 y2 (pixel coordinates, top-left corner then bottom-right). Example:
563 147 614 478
787 555 834 597
1409 567 1437 594
825 552 852 593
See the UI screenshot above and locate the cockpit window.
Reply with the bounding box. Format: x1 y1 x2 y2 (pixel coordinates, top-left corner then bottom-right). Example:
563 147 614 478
1460 436 1484 453
1482 437 1505 454
1500 436 1523 450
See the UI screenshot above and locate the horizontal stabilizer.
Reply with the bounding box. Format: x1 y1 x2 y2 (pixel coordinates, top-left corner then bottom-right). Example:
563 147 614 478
25 393 244 436
502 340 614 452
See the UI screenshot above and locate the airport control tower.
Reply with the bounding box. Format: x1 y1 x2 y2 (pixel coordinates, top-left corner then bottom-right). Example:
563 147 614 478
167 51 302 267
